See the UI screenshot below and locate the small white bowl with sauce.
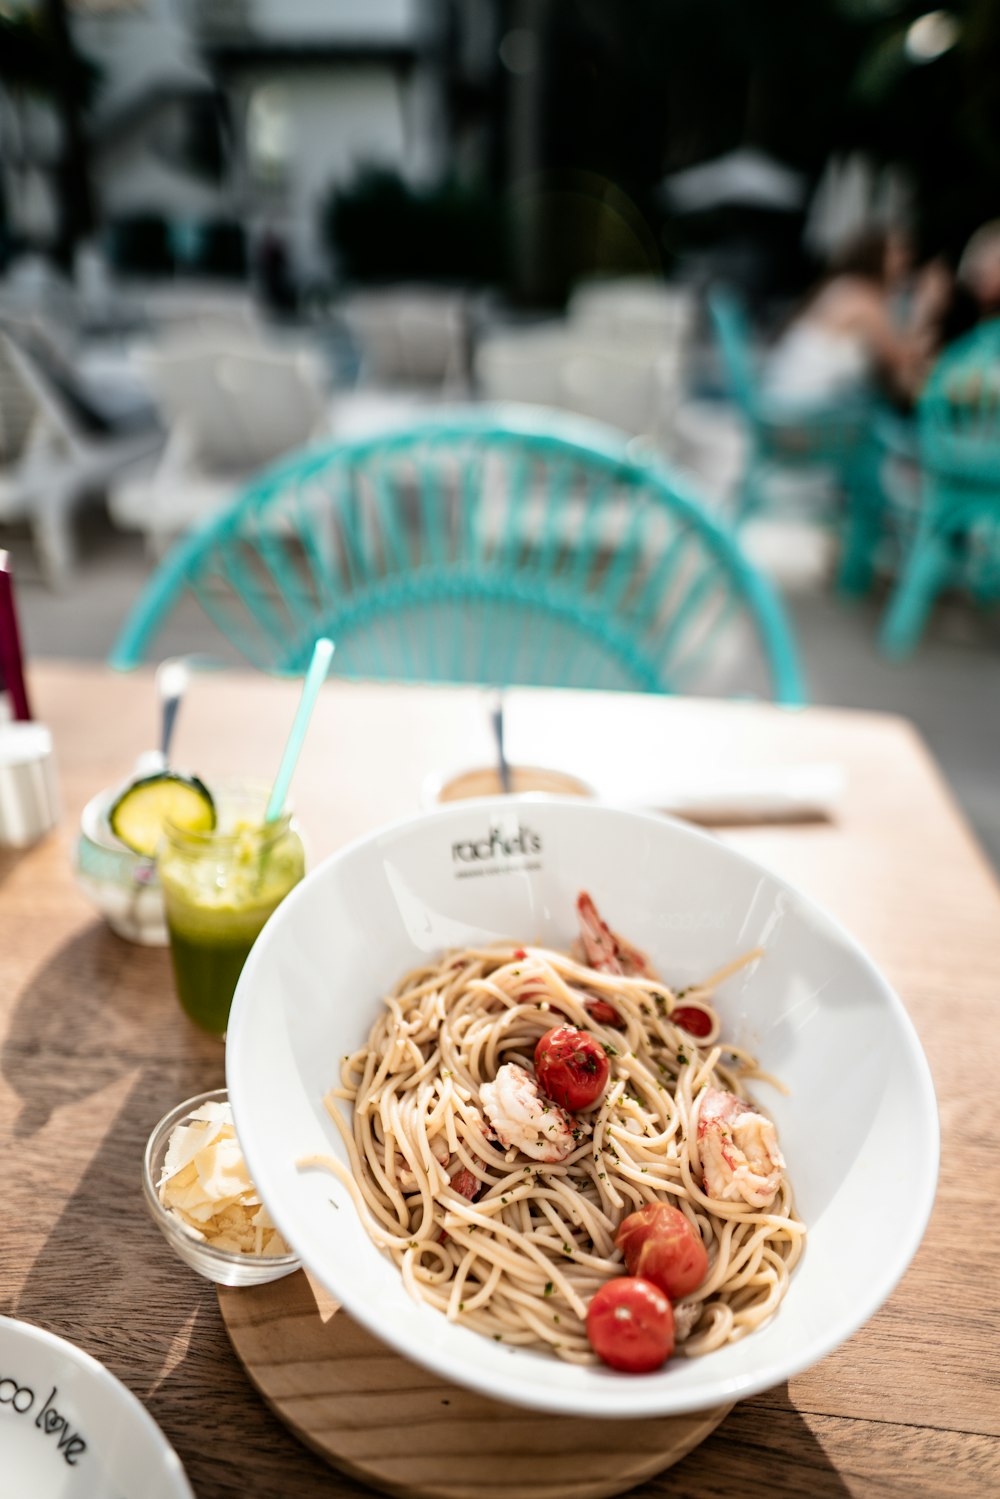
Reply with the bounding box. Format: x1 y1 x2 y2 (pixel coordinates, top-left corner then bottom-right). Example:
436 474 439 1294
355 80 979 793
73 787 167 945
423 762 595 806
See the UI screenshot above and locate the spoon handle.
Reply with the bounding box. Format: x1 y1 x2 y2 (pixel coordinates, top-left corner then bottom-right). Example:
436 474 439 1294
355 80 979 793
490 692 513 795
156 659 189 765
159 696 181 761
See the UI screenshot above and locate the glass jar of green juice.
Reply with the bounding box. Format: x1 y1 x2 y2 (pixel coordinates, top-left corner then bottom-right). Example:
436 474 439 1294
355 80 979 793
159 784 305 1038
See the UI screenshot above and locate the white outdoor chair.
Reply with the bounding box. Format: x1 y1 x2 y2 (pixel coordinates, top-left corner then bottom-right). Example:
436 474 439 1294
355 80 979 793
338 286 469 389
473 324 571 410
0 331 161 587
475 324 683 449
108 339 329 550
136 282 260 342
567 276 697 349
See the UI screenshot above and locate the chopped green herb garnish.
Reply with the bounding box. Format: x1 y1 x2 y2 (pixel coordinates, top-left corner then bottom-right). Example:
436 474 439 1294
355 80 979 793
544 1281 554 1297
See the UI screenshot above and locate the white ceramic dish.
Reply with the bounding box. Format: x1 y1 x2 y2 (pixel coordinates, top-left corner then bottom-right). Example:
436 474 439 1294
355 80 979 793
0 1316 193 1499
226 797 939 1419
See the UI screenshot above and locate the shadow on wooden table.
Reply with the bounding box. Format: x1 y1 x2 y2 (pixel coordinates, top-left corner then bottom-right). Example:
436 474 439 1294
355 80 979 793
0 846 29 893
2 923 204 1138
3 921 336 1497
655 1384 854 1498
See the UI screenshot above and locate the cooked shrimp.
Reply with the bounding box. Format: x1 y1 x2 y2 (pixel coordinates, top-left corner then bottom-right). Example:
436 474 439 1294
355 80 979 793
694 1087 784 1209
576 891 652 977
672 1301 702 1343
479 1062 582 1163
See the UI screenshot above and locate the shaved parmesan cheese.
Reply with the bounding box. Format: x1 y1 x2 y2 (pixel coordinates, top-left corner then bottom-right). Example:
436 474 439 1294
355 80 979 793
159 1101 289 1257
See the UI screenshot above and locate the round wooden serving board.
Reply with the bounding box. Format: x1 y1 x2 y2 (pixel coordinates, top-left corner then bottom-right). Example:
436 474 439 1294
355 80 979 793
218 1271 732 1499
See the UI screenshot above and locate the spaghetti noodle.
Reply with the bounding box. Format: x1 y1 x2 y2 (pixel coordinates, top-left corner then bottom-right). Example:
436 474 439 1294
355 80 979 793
303 896 804 1365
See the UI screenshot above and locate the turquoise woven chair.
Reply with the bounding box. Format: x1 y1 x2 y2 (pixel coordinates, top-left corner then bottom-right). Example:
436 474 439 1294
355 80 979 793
881 319 1000 658
110 406 803 703
708 287 884 596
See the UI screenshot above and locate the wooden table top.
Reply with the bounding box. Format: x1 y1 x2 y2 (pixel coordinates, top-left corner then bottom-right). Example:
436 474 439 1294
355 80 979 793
2 661 998 1498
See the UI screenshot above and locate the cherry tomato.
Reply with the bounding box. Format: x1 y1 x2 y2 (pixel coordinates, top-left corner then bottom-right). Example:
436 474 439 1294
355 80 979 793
586 1277 675 1373
615 1202 708 1300
671 1005 713 1039
534 1026 609 1110
585 998 626 1028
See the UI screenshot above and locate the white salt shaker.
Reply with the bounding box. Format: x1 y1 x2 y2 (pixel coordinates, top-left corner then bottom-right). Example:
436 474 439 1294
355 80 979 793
0 722 60 847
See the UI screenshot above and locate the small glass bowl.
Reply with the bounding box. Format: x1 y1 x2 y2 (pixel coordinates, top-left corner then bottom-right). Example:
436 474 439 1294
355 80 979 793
142 1087 300 1287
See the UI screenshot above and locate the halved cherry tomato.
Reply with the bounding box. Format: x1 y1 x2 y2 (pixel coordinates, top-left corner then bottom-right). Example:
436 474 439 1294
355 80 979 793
534 1026 609 1111
586 1277 675 1373
671 1005 713 1039
615 1202 708 1300
585 998 626 1028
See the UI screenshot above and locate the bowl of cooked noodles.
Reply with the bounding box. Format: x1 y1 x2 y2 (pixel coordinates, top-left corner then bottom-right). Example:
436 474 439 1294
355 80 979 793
225 797 938 1418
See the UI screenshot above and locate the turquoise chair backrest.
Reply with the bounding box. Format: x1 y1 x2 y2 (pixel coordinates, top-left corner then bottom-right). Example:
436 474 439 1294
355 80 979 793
919 319 1000 488
110 407 803 703
707 286 759 416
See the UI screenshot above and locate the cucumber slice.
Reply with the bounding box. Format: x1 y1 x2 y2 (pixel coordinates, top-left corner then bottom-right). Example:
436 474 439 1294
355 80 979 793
109 773 216 858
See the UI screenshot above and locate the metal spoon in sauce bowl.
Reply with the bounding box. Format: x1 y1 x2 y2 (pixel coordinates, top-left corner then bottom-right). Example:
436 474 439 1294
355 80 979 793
489 690 513 795
154 658 190 771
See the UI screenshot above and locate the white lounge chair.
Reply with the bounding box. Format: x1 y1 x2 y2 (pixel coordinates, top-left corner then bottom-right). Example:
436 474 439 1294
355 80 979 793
567 276 697 348
0 331 161 587
338 286 469 389
108 339 329 550
474 323 683 448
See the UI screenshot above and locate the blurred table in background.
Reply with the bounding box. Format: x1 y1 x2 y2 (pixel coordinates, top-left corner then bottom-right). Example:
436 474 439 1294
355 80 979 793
1 662 997 1497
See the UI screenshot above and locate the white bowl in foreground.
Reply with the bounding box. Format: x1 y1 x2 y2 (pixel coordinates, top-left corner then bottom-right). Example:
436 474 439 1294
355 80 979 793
0 1316 193 1499
226 797 939 1419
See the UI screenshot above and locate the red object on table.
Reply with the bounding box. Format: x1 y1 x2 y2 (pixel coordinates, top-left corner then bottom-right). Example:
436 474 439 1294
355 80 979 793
0 551 32 721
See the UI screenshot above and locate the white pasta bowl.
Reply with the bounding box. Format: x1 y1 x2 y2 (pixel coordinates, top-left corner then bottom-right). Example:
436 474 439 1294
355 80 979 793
225 797 938 1419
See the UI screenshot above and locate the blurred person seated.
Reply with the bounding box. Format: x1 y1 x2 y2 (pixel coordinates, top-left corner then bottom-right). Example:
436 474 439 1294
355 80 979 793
959 220 1000 320
883 223 1000 386
762 229 930 409
930 220 1000 347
